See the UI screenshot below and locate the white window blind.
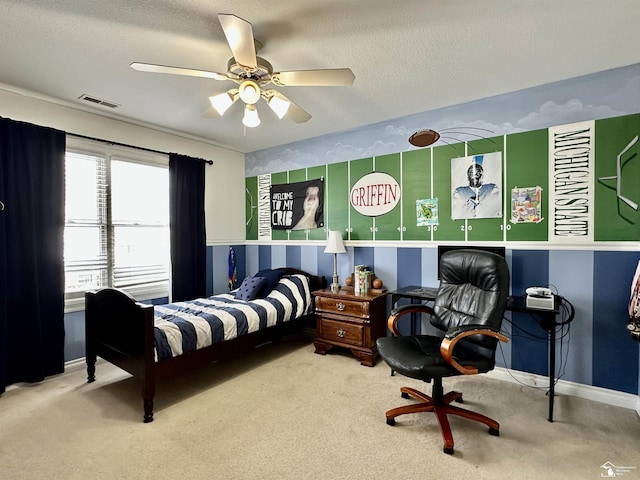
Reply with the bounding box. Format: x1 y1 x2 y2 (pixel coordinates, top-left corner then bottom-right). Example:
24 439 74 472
64 151 109 295
111 159 170 293
64 141 170 312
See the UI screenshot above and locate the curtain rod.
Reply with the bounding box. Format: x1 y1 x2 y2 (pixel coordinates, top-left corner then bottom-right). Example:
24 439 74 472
67 132 214 165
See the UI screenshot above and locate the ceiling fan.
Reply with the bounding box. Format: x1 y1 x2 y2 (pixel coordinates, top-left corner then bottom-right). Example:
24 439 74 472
131 13 355 128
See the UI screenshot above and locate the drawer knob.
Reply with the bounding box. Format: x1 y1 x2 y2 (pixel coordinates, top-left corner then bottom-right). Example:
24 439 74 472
337 329 346 338
336 302 345 311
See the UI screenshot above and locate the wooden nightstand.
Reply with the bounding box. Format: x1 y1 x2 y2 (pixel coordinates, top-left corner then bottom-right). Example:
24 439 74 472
312 288 387 366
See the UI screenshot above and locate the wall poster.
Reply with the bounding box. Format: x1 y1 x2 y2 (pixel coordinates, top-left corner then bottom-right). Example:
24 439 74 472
416 198 439 226
270 178 324 230
511 186 543 223
451 152 502 220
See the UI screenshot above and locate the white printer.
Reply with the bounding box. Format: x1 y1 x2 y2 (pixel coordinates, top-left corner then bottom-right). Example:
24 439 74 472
525 287 555 310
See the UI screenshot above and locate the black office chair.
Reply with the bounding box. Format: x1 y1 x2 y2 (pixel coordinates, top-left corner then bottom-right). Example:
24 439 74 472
376 249 510 455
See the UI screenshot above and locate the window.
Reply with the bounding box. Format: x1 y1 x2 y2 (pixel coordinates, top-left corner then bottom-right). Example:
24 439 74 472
64 138 170 312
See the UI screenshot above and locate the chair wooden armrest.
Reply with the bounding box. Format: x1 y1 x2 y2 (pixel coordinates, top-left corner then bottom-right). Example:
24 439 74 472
387 304 435 336
440 326 508 375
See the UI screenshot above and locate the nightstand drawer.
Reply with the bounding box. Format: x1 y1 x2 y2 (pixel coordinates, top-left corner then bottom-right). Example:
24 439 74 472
317 317 364 347
312 288 387 367
315 296 370 318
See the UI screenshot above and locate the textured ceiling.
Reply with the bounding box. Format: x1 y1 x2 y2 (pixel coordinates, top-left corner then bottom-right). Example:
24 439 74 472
1 0 639 153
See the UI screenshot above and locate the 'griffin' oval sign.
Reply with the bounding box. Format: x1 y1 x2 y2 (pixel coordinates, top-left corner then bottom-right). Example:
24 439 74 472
350 172 401 217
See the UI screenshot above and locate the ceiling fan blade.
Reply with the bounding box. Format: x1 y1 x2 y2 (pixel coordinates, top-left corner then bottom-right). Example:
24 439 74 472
285 100 312 124
131 62 229 81
272 68 355 87
218 14 257 70
265 90 311 123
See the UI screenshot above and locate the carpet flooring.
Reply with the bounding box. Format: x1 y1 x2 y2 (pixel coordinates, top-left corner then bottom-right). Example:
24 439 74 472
2 335 639 480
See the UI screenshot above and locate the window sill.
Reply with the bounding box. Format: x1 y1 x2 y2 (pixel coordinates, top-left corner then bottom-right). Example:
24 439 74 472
64 285 170 313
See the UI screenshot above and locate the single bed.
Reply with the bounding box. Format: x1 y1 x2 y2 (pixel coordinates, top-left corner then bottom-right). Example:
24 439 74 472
85 268 325 422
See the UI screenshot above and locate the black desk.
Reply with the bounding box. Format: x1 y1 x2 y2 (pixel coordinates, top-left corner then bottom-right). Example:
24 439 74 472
389 286 439 335
390 285 440 304
389 286 563 422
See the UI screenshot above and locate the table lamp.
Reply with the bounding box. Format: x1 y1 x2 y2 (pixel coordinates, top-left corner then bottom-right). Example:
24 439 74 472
324 230 346 293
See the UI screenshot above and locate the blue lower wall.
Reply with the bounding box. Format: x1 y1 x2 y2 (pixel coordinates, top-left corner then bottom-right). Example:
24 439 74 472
63 244 640 397
210 244 640 396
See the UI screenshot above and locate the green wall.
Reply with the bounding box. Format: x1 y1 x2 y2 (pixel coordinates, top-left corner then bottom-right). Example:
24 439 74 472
246 113 640 243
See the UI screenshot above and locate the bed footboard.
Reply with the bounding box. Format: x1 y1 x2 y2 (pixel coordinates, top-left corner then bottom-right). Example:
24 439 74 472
85 288 156 422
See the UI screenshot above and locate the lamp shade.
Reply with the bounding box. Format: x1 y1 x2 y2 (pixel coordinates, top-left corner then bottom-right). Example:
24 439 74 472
209 89 238 116
242 104 261 128
267 95 291 119
324 230 346 254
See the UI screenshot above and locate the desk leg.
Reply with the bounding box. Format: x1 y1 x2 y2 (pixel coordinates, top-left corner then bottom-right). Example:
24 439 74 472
548 324 556 422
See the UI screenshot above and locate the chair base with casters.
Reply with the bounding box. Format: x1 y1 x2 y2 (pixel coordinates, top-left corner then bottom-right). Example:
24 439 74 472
384 378 500 455
376 249 511 455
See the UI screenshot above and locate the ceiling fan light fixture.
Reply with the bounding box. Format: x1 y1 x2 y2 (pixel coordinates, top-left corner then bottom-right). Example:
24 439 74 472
242 104 261 128
209 90 238 115
239 80 261 104
267 95 291 119
133 14 353 131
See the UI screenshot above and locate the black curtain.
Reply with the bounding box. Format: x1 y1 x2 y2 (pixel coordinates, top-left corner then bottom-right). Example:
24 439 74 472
0 117 66 394
169 153 206 302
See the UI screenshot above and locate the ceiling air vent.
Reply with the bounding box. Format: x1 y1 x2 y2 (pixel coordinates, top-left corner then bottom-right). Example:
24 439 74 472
78 94 120 109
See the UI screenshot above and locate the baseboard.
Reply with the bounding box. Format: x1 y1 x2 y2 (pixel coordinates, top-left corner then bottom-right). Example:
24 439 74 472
487 367 640 412
64 357 640 415
65 357 87 371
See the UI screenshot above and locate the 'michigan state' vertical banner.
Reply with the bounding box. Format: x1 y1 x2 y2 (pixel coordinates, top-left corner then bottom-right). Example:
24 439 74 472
270 179 324 230
548 120 595 243
257 174 272 240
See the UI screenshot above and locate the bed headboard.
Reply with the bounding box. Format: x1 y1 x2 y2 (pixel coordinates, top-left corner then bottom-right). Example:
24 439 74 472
277 267 326 291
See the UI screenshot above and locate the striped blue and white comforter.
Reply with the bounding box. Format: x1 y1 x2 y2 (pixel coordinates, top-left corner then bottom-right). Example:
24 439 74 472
153 274 312 362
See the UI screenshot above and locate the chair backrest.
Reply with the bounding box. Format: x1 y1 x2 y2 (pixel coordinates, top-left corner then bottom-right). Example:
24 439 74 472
433 249 510 355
